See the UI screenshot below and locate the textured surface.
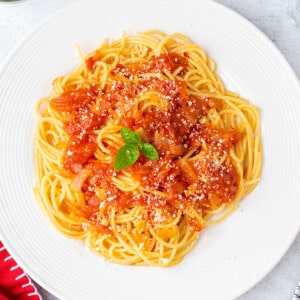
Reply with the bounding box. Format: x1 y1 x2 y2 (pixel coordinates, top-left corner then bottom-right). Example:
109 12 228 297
0 0 300 299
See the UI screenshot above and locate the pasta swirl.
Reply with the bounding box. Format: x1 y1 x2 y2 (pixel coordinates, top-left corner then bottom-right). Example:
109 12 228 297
34 31 262 267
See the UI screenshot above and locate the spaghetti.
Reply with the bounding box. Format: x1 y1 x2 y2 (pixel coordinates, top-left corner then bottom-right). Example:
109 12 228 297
34 31 262 267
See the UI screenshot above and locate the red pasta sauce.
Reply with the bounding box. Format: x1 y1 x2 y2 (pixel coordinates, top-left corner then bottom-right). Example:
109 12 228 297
50 53 240 234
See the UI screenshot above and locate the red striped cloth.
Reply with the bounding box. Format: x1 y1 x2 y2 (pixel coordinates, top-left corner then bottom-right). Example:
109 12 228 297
0 241 41 300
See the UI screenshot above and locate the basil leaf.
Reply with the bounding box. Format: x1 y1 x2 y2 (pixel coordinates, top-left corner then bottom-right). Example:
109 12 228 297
120 127 141 145
141 143 159 160
114 126 159 171
114 144 139 171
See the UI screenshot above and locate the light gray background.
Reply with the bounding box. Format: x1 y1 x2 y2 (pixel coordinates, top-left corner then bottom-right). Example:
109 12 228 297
1 0 299 299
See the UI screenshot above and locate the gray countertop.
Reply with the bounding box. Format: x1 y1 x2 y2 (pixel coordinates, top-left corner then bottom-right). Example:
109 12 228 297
1 0 299 299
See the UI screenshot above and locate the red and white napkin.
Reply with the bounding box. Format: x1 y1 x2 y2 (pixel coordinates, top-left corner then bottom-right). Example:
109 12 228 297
0 241 41 300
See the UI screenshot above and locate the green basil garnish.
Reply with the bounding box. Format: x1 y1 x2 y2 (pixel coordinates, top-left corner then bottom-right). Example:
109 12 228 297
114 127 159 171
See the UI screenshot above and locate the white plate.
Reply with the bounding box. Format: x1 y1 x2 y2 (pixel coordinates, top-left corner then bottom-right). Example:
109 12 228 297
1 0 300 299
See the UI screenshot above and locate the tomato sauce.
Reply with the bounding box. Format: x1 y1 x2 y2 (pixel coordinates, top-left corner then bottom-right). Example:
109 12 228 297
50 53 240 233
